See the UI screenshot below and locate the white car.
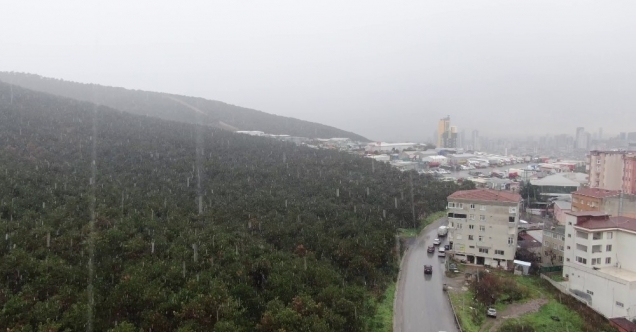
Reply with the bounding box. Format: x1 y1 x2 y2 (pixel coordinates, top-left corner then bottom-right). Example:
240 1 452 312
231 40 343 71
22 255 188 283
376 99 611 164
438 247 446 257
433 238 441 245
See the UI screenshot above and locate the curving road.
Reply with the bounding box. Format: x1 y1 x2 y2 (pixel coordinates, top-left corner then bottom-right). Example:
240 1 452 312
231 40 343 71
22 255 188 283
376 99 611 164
394 218 458 332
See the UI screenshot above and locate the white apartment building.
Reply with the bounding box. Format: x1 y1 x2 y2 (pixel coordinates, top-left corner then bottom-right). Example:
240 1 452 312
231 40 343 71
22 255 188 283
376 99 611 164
447 189 522 268
563 211 636 321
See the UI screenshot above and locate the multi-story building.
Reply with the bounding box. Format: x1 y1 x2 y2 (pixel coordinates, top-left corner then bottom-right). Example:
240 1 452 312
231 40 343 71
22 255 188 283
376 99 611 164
447 189 522 268
623 155 636 195
588 151 630 190
542 224 565 267
572 188 621 212
571 188 636 219
563 211 636 322
436 116 457 148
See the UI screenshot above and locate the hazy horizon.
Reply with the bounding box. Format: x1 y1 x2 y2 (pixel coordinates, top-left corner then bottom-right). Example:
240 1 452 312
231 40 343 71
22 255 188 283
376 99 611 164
2 1 635 141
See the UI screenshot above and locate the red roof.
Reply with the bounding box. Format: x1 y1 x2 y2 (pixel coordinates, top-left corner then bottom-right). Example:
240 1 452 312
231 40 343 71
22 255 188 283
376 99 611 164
576 216 636 233
448 189 521 203
572 188 621 199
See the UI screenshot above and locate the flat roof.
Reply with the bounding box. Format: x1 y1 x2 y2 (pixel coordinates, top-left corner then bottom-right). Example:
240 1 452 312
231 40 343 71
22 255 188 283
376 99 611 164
598 266 636 282
576 216 636 233
565 211 609 217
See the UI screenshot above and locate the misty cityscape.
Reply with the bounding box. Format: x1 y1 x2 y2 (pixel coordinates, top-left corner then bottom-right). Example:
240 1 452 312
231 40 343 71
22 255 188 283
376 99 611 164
1 2 636 332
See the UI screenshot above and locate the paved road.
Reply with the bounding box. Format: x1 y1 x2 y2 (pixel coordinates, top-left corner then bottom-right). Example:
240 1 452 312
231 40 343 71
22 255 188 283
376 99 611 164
394 218 458 332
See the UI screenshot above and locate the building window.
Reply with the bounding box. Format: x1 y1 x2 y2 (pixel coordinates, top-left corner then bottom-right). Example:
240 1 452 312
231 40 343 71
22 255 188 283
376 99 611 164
458 203 464 209
592 232 602 240
567 246 570 250
479 225 486 232
566 258 570 262
592 245 602 253
495 250 504 255
591 258 601 265
576 244 587 252
568 222 572 225
616 301 624 308
470 204 475 209
469 214 475 220
448 202 455 208
586 290 594 295
469 245 475 249
576 231 588 239
509 207 517 214
468 235 474 240
606 257 612 264
606 245 612 252
469 224 474 230
479 248 489 253
478 235 484 242
559 256 563 262
606 232 613 239
457 223 463 229
568 234 571 238
576 256 587 264
508 236 514 245
479 215 486 221
596 159 601 164
480 205 486 211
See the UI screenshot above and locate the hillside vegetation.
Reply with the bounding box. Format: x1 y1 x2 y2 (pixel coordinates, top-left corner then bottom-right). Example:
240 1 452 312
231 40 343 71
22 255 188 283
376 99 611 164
0 72 369 141
0 82 472 331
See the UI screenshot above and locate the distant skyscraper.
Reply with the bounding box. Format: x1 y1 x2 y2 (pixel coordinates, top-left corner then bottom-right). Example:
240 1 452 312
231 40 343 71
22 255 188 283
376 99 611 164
436 116 457 148
472 130 480 151
575 127 586 150
598 127 603 141
460 130 466 149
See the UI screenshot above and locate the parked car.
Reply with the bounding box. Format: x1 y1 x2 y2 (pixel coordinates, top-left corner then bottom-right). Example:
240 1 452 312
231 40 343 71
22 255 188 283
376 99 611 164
487 308 497 318
438 247 446 257
433 238 441 245
427 246 435 253
424 265 433 274
444 244 450 251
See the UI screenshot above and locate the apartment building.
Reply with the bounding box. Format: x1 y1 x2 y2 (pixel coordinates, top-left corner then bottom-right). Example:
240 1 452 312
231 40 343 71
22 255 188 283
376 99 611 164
572 188 636 219
587 150 636 192
563 211 636 322
623 155 636 195
447 189 522 268
572 188 621 212
541 223 565 267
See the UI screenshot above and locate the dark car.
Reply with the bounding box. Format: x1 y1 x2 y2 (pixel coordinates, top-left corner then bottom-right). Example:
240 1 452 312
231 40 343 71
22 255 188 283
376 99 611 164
444 244 450 251
424 265 433 274
427 246 435 253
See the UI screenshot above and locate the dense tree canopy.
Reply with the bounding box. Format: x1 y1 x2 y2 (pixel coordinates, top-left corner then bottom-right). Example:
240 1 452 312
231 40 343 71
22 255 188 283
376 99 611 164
0 82 471 331
0 72 369 141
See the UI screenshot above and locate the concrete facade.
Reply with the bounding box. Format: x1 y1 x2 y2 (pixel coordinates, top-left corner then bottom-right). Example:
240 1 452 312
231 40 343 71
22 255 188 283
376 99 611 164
623 155 636 195
542 224 565 267
588 151 628 190
563 212 636 321
572 188 621 212
447 189 522 268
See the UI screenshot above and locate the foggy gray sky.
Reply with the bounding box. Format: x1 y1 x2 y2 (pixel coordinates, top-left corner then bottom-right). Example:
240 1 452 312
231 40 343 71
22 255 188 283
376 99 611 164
2 1 636 142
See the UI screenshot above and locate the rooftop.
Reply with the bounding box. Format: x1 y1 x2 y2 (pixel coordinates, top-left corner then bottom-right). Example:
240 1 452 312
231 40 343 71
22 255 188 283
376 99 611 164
530 173 581 187
576 216 636 233
448 189 522 203
609 317 636 331
565 211 610 217
553 200 572 210
598 266 636 282
572 188 621 199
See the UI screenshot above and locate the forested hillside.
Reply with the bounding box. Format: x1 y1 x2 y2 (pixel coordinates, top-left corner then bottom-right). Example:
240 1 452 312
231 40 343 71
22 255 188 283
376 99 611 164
0 82 472 331
0 72 369 141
